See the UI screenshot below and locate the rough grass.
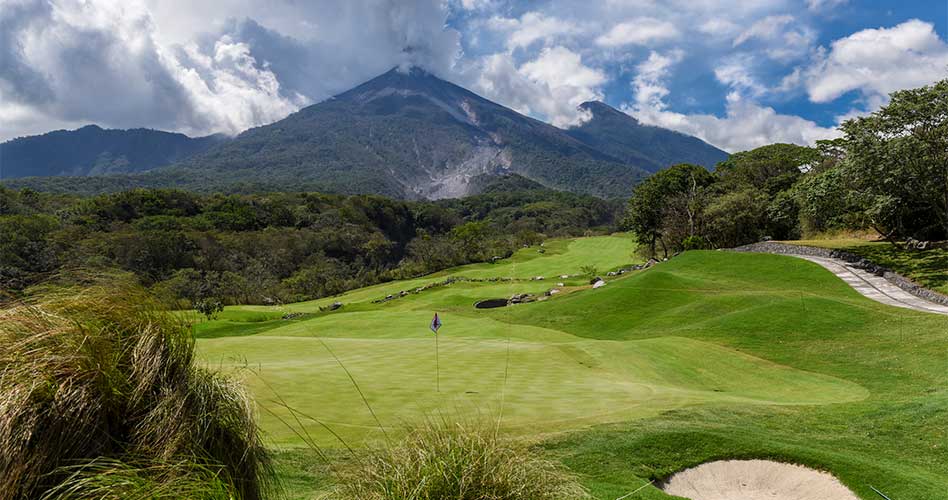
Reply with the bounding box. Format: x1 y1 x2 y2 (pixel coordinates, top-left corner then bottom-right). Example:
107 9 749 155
0 275 274 499
332 418 589 500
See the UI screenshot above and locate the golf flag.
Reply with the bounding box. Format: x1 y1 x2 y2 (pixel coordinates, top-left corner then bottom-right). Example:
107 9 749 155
430 313 442 334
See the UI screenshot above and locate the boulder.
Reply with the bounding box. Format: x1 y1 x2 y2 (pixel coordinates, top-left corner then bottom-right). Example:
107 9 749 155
592 280 606 289
589 276 603 285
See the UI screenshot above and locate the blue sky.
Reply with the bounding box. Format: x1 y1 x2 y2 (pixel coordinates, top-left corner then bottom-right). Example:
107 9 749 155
1 0 946 151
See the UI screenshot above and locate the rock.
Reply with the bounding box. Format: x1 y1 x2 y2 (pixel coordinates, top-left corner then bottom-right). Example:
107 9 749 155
282 312 305 320
560 275 569 279
400 290 409 297
385 294 394 300
547 288 561 296
557 282 565 287
589 276 603 285
607 271 617 276
507 293 536 304
592 280 606 289
533 276 544 281
330 301 343 311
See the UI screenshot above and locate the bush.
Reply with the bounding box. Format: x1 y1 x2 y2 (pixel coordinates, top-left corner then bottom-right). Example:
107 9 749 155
334 418 588 500
0 274 274 499
682 235 710 250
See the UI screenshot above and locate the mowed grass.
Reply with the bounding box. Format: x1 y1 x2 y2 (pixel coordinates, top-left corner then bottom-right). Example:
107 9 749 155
194 237 948 499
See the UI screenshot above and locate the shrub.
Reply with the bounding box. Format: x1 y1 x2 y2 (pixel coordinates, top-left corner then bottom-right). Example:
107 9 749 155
333 418 588 500
0 274 274 499
681 235 710 250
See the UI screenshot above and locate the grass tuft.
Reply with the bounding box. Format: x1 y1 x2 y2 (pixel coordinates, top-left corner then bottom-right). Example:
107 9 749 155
333 417 589 500
0 273 274 499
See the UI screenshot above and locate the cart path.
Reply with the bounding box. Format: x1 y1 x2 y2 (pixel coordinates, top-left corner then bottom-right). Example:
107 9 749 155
796 255 948 315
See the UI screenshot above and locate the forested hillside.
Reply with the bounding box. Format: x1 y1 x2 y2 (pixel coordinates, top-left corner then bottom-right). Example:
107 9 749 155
0 176 620 308
0 125 223 178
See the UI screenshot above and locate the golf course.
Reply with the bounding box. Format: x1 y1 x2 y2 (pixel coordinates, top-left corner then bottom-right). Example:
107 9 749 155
193 234 948 499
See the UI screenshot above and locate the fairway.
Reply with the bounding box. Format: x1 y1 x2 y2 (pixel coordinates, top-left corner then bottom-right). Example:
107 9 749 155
194 234 948 499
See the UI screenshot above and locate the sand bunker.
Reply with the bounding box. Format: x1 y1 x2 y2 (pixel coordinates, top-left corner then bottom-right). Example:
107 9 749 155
660 460 859 500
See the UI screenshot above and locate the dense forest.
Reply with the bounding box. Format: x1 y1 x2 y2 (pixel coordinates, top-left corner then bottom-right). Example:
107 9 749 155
626 79 948 257
0 176 620 309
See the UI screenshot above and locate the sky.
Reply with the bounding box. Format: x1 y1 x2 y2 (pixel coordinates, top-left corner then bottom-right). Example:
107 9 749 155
1 0 946 152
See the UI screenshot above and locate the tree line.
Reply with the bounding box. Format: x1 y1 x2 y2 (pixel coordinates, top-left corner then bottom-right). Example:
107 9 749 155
625 78 948 257
0 177 621 308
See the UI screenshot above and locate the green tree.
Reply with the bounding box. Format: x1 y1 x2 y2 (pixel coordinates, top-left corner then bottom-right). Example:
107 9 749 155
624 164 715 257
838 79 948 240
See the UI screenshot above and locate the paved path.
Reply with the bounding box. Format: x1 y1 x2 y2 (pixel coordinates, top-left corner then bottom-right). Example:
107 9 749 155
796 255 948 316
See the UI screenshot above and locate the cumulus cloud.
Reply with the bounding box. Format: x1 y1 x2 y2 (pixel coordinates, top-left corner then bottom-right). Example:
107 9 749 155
805 19 948 104
630 50 684 110
472 47 606 127
733 15 816 62
487 12 585 51
806 0 848 12
595 17 679 47
699 18 740 37
0 0 461 140
626 50 840 152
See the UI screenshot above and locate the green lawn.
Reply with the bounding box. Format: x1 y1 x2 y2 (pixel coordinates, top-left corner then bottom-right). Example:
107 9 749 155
194 234 948 500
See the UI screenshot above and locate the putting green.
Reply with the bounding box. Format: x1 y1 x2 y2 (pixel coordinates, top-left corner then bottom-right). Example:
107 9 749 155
196 235 868 448
199 331 865 447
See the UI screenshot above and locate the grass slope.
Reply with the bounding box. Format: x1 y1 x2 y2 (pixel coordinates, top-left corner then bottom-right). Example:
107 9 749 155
195 235 948 500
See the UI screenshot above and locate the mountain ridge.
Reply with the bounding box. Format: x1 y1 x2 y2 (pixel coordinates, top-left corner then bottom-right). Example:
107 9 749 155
1 67 729 198
0 125 225 179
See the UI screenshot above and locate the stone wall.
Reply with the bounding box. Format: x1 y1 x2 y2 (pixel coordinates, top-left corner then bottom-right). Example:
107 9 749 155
731 242 948 307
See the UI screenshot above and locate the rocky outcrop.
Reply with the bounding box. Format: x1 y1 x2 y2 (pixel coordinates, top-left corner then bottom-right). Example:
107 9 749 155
731 242 948 307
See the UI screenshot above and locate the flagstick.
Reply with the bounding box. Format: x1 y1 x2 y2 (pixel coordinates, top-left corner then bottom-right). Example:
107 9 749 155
435 330 440 393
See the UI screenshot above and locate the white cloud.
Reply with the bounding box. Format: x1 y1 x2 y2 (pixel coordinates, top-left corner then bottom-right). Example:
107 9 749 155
631 95 841 152
806 0 848 12
473 46 606 127
699 18 739 37
733 15 815 62
595 17 679 47
626 50 840 152
459 0 498 10
488 12 585 50
631 50 684 110
805 19 948 104
714 55 767 97
0 0 462 140
733 15 795 46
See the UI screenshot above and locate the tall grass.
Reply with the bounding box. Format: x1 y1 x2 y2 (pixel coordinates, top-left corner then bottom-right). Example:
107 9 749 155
333 417 589 500
0 274 274 499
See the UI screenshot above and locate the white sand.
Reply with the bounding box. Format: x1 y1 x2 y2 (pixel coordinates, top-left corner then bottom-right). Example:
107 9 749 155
660 459 860 500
